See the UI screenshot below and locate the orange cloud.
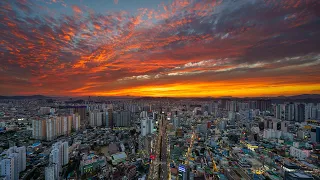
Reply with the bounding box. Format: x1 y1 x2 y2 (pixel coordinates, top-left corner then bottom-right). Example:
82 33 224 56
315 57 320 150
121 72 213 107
1 0 319 97
72 5 82 14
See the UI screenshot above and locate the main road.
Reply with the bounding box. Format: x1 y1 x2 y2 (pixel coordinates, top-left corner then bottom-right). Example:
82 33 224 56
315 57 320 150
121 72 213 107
148 114 169 180
159 116 168 179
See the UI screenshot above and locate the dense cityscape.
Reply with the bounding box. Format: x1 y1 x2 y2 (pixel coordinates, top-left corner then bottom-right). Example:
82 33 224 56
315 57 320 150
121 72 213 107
1 0 320 179
0 95 319 179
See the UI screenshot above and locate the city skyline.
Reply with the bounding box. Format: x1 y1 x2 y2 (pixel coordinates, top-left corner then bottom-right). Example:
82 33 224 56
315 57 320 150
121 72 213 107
1 0 320 97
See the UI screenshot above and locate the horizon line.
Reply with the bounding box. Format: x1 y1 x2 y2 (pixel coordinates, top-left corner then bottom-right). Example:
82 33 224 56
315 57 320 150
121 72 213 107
1 94 320 99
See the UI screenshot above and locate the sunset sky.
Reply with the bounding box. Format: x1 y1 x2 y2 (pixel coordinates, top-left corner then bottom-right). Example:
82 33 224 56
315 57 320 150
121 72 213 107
0 0 320 97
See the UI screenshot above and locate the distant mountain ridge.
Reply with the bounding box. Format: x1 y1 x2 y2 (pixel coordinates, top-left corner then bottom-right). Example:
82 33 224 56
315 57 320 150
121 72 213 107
0 95 50 99
281 94 320 99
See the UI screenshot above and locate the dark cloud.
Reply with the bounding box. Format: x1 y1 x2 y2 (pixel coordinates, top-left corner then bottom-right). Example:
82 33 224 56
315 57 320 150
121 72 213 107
0 0 319 96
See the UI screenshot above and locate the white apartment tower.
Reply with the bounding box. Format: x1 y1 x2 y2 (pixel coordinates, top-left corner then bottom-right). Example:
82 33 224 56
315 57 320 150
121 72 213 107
285 103 295 121
32 119 46 140
49 141 69 177
14 146 26 172
46 118 56 141
0 158 15 180
72 114 81 131
62 116 68 135
45 164 58 180
89 111 103 127
0 146 26 180
141 117 154 136
62 142 69 165
49 148 60 179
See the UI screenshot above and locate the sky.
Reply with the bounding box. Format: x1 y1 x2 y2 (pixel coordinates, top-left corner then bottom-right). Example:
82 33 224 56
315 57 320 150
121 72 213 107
0 0 320 97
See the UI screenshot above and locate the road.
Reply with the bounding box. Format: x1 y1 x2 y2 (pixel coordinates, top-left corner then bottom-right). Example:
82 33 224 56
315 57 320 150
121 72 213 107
148 114 169 180
159 117 168 180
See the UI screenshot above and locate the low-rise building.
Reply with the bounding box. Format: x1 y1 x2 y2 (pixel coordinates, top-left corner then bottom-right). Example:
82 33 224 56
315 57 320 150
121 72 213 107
289 146 311 160
111 152 127 165
80 154 106 175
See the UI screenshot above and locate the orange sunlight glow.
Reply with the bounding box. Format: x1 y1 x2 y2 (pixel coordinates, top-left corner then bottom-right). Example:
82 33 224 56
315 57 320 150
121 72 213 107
84 82 320 97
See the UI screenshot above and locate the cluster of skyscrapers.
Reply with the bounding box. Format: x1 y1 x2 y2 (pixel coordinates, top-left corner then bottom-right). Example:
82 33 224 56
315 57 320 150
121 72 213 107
89 109 131 128
32 113 81 141
220 99 272 112
0 146 26 180
45 141 69 180
275 103 320 122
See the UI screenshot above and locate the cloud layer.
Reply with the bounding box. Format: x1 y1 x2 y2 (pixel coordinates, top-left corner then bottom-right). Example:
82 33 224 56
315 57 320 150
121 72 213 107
0 0 320 97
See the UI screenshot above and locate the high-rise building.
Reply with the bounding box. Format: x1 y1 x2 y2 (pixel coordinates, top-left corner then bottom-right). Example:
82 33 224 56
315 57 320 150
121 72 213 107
48 141 69 178
226 101 237 112
228 111 236 125
142 106 150 112
212 102 218 117
305 103 313 120
67 115 72 134
275 104 285 120
0 158 15 180
140 111 148 118
49 148 61 175
152 112 158 120
32 119 47 140
311 107 318 119
46 118 56 141
33 114 79 141
249 101 257 110
108 109 113 127
220 99 228 110
113 111 131 127
73 106 86 122
62 142 69 165
55 116 62 136
204 104 213 114
45 164 58 180
97 112 104 127
141 117 154 136
257 99 271 111
208 103 213 114
89 112 95 127
173 116 180 129
89 111 104 127
105 111 109 127
14 146 26 173
310 127 320 143
104 109 114 128
317 127 320 143
285 103 295 121
72 113 81 131
10 153 19 180
0 146 26 180
62 116 68 135
295 104 305 122
141 118 148 136
129 104 139 113
237 102 249 111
